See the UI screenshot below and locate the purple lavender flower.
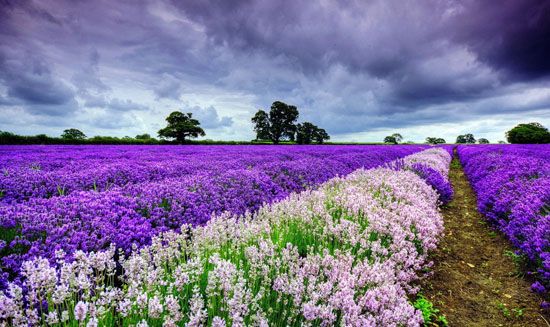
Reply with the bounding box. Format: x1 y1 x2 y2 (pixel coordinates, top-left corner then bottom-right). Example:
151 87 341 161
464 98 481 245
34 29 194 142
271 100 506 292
459 144 550 306
410 163 454 205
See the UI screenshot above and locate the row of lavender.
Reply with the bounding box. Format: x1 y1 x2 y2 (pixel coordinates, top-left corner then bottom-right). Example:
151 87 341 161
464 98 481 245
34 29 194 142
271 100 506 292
0 145 428 204
0 145 430 286
0 148 452 326
458 144 550 307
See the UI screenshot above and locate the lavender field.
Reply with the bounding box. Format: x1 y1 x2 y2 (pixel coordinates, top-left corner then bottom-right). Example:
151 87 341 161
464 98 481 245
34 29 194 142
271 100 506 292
0 145 458 326
2 0 549 324
0 145 432 273
459 144 550 307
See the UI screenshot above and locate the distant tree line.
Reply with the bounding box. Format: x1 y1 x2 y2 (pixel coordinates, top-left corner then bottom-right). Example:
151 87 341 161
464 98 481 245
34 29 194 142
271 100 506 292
251 101 330 144
1 109 548 146
449 122 550 144
0 130 265 145
384 122 548 145
0 129 161 145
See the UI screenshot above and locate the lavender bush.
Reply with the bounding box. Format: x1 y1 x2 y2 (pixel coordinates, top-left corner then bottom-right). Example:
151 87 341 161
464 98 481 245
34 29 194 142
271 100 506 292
385 147 454 205
1 145 428 284
458 144 550 307
409 164 453 205
0 145 427 204
0 148 451 326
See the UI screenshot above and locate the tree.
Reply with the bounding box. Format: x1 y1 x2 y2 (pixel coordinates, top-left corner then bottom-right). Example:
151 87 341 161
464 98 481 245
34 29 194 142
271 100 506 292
251 101 299 144
296 122 331 144
268 101 299 144
135 133 151 140
313 128 330 144
296 122 316 144
251 110 271 141
498 140 506 144
251 101 329 144
391 133 403 144
384 133 403 144
456 133 476 144
158 111 205 143
384 136 397 144
425 137 446 144
506 122 550 144
61 128 86 140
477 138 490 144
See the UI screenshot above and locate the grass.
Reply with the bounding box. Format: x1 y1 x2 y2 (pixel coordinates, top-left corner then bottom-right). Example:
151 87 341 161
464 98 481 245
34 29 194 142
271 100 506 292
413 295 448 326
497 302 524 320
504 250 528 277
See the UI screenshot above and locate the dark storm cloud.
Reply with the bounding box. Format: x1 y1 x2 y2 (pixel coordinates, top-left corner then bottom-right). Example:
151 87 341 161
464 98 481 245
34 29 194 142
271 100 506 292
173 0 550 81
170 0 430 76
0 51 78 116
0 0 548 139
450 0 550 80
172 0 549 102
0 53 74 107
169 0 481 111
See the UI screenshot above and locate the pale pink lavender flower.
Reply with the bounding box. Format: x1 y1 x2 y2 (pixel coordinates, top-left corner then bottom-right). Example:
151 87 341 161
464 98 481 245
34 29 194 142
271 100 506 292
74 301 88 322
86 317 98 327
147 295 163 318
211 316 226 327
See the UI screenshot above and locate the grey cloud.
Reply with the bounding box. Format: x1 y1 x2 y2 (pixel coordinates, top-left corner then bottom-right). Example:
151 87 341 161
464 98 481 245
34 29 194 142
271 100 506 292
72 49 111 94
81 93 108 108
107 99 148 112
191 105 233 129
85 114 137 129
80 93 148 112
154 74 182 99
0 50 78 117
0 0 548 140
0 55 75 107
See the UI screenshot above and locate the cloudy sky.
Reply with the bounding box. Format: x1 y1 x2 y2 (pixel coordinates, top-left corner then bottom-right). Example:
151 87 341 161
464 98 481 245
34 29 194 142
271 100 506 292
1 0 549 142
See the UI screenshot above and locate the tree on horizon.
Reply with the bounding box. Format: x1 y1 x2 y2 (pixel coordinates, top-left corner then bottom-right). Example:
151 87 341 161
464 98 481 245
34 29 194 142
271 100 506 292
456 133 476 144
61 128 86 140
251 101 299 144
266 101 299 144
251 110 271 141
384 133 403 144
426 137 446 144
506 122 550 144
296 122 330 144
158 111 205 143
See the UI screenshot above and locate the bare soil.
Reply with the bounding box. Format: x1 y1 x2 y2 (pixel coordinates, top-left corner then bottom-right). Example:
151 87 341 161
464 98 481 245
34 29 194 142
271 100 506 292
421 154 550 326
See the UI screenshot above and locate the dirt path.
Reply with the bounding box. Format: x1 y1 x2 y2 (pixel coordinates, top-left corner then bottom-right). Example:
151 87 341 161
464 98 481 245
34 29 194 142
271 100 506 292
421 154 549 326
